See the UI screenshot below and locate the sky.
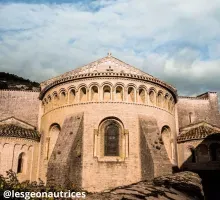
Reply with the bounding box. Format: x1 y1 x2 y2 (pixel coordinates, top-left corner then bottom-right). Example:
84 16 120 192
0 0 220 98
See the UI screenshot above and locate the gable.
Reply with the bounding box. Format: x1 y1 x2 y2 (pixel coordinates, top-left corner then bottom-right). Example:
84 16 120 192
0 116 36 130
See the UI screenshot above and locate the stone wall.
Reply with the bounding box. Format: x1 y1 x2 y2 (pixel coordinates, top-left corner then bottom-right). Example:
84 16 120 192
139 115 172 180
47 113 83 189
177 92 220 129
0 90 40 127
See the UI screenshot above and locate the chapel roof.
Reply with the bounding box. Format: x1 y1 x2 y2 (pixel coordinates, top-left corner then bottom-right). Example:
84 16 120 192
0 124 40 142
177 121 220 143
39 53 178 100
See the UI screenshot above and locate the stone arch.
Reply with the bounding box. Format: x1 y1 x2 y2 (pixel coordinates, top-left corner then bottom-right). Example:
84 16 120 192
161 126 172 162
149 88 156 106
47 123 61 160
17 152 26 174
157 91 163 107
138 86 147 104
68 87 76 104
196 144 209 162
99 117 124 157
210 143 220 161
79 86 87 102
47 95 52 110
115 85 124 101
90 85 99 101
103 85 112 101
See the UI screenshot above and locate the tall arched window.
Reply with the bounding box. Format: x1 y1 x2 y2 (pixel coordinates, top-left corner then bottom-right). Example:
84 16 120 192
210 143 220 161
104 122 119 156
80 87 87 102
138 88 146 104
189 112 193 124
91 86 99 101
47 124 61 160
17 153 25 174
161 126 172 162
103 85 111 101
115 86 123 101
128 87 135 102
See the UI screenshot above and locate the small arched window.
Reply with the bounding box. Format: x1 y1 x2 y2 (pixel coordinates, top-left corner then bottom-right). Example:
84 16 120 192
60 91 67 104
149 90 156 105
138 88 146 103
157 92 163 107
128 87 135 102
91 86 99 101
80 87 87 102
69 89 76 103
17 153 25 174
116 86 123 101
103 85 111 101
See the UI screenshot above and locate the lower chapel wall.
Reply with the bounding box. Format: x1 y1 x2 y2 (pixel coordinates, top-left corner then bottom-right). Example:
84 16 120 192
39 102 177 192
0 90 40 127
0 138 40 182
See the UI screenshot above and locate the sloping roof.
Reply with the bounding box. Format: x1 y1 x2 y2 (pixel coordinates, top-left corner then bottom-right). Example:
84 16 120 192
40 53 155 89
177 121 220 143
0 124 40 142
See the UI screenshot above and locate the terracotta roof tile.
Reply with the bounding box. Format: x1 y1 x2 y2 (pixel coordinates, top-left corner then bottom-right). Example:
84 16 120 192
177 124 220 143
0 124 40 142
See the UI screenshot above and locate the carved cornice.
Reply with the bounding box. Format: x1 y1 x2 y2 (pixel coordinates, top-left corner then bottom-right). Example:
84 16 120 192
41 101 175 118
39 74 178 102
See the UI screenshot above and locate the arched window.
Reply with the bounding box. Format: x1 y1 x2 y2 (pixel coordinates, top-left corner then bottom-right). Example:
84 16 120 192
69 89 76 103
128 87 135 102
80 87 87 102
17 153 25 174
47 124 61 160
210 143 220 161
103 85 111 101
104 122 119 156
149 90 156 105
138 88 146 103
115 86 123 101
91 86 99 101
161 126 172 162
197 144 209 162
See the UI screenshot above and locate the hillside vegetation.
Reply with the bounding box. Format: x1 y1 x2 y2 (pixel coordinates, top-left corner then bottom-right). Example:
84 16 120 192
0 72 40 91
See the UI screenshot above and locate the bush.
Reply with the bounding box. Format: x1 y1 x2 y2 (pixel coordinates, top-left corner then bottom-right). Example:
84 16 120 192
0 170 83 199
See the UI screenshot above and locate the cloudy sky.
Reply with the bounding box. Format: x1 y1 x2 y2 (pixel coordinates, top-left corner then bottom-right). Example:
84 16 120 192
0 0 220 97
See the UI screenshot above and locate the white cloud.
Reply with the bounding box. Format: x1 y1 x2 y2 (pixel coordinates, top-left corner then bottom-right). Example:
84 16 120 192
0 0 220 97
